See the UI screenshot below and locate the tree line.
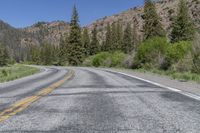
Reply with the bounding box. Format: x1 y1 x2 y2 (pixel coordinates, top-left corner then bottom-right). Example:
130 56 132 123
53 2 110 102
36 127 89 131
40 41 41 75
0 0 197 68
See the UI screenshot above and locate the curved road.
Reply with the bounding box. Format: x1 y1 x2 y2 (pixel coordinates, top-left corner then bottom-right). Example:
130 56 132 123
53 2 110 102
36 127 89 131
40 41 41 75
0 67 200 133
0 66 68 112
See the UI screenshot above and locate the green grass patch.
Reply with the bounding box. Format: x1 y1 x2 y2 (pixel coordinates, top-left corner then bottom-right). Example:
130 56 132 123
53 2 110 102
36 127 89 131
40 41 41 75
134 68 200 83
0 64 39 83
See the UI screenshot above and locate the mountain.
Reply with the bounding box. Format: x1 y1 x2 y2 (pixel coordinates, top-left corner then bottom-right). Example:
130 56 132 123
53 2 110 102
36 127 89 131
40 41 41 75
87 0 200 41
0 0 199 61
0 20 70 61
23 21 70 46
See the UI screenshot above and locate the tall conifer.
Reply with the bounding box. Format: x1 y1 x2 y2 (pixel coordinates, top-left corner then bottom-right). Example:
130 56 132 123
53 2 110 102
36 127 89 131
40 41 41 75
122 23 133 54
170 0 195 43
143 0 165 40
103 24 112 51
67 6 85 65
89 25 99 55
81 28 90 57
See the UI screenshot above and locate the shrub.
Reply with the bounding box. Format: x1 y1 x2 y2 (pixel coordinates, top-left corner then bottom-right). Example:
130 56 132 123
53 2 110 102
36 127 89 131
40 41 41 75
110 51 126 67
135 37 168 69
171 52 193 72
166 41 192 65
1 69 8 77
83 51 127 68
192 33 200 74
92 52 111 67
122 55 135 69
82 56 95 67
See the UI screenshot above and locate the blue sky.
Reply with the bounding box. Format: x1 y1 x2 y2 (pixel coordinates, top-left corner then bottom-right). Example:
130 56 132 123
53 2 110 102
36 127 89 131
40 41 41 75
0 0 144 28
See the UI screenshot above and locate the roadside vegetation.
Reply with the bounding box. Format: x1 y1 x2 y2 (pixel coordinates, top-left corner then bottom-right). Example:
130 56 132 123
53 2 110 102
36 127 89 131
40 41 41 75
0 64 39 83
82 0 199 83
1 0 199 83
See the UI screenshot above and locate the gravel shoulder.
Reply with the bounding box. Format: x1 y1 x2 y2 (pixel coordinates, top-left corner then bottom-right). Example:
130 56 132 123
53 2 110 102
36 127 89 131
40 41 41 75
107 68 200 96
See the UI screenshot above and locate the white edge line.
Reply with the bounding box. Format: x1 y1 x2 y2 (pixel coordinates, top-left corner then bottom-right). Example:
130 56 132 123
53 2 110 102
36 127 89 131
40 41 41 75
104 69 200 101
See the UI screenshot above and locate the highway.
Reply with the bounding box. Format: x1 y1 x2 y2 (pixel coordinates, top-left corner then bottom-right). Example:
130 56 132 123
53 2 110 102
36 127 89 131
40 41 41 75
0 67 200 133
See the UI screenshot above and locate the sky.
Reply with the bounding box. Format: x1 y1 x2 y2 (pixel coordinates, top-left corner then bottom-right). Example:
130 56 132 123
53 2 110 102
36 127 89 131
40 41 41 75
0 0 144 28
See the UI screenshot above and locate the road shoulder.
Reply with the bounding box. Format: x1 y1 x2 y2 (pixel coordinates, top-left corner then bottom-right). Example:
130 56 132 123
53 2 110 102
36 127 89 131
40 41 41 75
106 68 200 97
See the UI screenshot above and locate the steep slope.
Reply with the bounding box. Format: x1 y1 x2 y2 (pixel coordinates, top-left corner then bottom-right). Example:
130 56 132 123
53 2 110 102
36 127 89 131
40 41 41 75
87 0 200 41
0 0 199 61
0 20 70 61
23 21 70 46
0 21 29 61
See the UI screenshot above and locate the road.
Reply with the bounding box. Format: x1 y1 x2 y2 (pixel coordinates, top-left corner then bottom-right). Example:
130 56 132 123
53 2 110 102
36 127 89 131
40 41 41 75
0 67 200 133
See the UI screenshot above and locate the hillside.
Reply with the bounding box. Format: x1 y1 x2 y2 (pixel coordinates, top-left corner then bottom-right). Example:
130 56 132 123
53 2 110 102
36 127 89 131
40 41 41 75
0 0 199 61
23 21 70 46
87 0 200 41
0 21 70 61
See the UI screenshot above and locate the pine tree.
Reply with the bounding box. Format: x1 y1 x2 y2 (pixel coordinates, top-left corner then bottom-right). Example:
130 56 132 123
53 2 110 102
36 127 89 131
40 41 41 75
122 23 133 54
143 0 165 40
104 24 112 51
116 21 123 50
111 23 118 51
89 25 100 55
40 43 53 65
30 45 41 64
170 0 195 43
0 43 9 66
67 5 85 65
81 28 90 57
132 22 139 50
51 45 59 65
103 23 112 51
58 34 68 65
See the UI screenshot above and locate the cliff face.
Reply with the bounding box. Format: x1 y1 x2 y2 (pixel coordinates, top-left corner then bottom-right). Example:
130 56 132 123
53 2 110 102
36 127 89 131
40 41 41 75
87 0 200 41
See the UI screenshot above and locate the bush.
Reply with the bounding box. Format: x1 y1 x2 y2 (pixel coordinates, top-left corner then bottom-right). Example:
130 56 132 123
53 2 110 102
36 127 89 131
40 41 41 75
110 52 126 67
170 52 193 72
135 37 168 69
122 55 134 68
92 52 111 67
192 33 200 74
1 69 8 77
83 51 127 68
166 41 192 65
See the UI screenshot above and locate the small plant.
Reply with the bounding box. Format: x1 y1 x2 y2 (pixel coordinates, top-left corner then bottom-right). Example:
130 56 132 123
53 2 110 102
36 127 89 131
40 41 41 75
1 69 8 77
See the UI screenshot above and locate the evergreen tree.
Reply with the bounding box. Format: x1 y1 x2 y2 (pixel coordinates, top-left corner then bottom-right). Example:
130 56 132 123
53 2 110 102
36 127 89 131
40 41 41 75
132 22 139 50
58 34 68 65
170 0 195 43
122 23 133 54
102 24 112 51
143 0 165 40
111 23 118 51
116 21 123 50
89 25 100 55
40 43 51 65
0 43 9 66
67 5 85 65
51 45 60 65
30 45 41 64
81 28 90 57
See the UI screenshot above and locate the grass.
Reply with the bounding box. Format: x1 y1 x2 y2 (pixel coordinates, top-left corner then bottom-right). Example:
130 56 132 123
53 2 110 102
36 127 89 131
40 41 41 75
135 68 200 83
0 64 39 83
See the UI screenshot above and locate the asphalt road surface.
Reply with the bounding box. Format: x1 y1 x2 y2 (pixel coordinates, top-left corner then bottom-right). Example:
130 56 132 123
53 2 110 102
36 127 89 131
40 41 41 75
0 67 200 133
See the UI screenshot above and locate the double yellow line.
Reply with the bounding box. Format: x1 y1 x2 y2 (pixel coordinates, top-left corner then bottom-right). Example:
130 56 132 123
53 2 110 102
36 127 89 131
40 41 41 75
0 69 75 123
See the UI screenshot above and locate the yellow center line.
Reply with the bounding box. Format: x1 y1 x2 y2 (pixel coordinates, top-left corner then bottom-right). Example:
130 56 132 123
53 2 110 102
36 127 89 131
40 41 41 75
0 69 75 123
